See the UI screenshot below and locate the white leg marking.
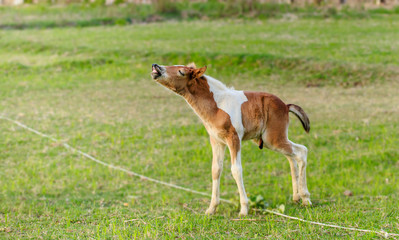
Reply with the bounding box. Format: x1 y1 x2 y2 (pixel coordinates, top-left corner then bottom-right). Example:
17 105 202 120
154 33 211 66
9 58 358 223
229 149 249 216
285 155 300 202
290 141 311 206
205 138 225 215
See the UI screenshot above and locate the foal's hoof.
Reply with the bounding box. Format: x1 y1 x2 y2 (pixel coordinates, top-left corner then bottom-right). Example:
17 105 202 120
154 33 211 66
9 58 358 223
293 195 301 203
238 208 249 217
302 198 312 206
205 208 216 215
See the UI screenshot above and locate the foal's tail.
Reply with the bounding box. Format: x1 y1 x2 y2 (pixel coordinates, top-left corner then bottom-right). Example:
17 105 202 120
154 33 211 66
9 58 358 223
287 104 310 133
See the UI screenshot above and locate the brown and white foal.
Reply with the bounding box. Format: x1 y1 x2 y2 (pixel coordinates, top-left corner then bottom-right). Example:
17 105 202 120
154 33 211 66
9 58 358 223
151 63 311 216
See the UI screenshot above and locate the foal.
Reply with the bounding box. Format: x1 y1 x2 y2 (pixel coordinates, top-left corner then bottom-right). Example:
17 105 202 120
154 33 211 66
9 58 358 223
151 63 311 216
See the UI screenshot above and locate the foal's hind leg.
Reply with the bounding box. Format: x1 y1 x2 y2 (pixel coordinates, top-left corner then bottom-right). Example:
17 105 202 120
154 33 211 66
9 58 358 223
284 141 311 206
263 135 311 206
290 141 311 205
263 103 311 205
285 154 300 203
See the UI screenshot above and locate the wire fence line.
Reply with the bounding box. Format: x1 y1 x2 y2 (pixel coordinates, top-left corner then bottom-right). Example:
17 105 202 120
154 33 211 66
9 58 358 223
1 115 398 238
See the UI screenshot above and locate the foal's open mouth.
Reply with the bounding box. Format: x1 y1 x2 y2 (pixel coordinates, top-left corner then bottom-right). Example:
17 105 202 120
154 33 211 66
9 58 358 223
151 64 162 79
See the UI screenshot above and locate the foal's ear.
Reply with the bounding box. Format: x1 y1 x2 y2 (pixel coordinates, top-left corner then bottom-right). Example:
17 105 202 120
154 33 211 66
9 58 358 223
186 62 197 68
191 66 207 79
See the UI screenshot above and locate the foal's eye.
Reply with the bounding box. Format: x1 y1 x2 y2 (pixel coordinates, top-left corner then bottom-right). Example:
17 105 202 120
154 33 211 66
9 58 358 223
178 70 185 76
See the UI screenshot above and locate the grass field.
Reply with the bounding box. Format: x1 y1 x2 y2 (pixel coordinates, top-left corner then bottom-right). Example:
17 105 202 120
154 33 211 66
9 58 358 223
1 8 399 239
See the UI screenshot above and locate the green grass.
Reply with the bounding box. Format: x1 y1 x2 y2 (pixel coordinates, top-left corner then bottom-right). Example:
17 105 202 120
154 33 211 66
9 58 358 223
0 10 399 239
1 3 399 30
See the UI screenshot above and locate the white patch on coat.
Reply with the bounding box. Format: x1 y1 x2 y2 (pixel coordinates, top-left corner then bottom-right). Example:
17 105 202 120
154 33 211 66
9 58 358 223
204 75 248 139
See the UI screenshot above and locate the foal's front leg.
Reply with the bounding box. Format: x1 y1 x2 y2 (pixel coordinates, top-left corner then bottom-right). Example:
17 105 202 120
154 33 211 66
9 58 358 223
205 137 226 215
227 137 249 217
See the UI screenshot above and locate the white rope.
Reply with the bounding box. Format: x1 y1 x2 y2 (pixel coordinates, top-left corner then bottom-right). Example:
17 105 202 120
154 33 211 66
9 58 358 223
1 115 397 238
